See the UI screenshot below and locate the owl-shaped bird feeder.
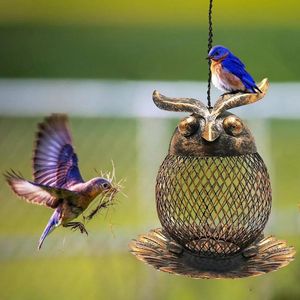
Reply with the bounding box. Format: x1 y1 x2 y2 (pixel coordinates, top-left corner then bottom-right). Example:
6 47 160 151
130 79 295 278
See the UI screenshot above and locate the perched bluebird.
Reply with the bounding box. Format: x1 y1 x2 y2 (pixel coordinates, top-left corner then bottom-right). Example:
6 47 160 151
5 114 118 250
207 45 262 94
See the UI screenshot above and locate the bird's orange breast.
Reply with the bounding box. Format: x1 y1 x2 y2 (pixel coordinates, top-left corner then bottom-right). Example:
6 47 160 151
210 60 222 75
211 60 245 90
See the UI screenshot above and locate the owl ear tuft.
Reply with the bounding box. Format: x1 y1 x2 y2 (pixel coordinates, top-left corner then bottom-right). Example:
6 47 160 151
153 90 209 117
211 78 269 117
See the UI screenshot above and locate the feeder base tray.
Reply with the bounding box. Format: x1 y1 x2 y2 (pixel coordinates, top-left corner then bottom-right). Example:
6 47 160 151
129 228 295 279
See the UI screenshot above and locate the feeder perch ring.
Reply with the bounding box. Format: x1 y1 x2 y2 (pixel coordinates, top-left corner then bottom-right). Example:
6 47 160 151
130 228 295 279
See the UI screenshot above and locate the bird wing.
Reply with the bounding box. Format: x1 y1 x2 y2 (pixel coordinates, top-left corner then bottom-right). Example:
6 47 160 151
222 56 257 91
5 170 80 208
5 171 59 208
33 114 84 188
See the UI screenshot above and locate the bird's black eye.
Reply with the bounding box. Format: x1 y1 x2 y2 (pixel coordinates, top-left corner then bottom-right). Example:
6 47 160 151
102 182 110 189
214 51 219 56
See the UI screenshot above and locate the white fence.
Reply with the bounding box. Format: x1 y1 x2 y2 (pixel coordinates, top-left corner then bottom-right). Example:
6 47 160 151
0 79 299 118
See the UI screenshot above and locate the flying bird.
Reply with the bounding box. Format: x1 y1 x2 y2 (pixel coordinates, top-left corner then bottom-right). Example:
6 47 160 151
5 114 119 250
207 45 262 94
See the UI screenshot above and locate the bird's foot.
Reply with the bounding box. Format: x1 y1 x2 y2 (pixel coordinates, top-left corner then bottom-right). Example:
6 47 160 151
65 222 88 235
221 90 245 97
221 91 234 97
85 200 111 222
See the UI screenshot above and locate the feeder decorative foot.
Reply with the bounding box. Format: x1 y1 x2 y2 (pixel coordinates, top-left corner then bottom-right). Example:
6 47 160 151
129 228 295 279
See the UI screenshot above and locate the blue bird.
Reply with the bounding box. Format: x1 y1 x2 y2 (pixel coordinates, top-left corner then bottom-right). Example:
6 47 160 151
207 45 262 94
5 114 119 250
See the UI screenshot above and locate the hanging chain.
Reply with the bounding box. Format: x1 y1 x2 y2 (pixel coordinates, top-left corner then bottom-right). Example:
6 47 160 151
207 0 213 108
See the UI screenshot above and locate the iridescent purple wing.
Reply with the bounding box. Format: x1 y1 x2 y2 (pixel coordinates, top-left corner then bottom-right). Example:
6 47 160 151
5 170 80 208
33 114 84 188
5 170 59 208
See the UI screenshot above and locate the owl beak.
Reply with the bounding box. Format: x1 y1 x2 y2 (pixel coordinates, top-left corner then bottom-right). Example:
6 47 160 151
202 122 220 142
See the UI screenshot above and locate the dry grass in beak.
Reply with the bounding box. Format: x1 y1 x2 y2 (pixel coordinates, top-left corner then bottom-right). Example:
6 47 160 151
85 161 126 221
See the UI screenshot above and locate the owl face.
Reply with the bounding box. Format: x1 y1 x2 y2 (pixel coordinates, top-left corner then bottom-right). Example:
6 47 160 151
152 78 269 157
170 111 256 157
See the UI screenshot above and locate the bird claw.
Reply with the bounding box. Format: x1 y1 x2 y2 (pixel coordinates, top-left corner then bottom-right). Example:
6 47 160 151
221 90 245 98
85 201 110 221
65 222 88 235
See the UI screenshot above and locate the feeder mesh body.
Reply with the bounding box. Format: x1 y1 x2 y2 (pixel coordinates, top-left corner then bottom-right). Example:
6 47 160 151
156 153 272 257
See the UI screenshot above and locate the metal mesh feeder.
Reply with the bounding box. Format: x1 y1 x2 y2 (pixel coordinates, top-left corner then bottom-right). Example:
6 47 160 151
130 79 295 278
156 153 271 257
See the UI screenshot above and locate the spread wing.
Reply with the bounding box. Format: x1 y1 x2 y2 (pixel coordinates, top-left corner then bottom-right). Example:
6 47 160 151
5 170 80 208
222 55 258 92
5 171 59 208
33 114 84 188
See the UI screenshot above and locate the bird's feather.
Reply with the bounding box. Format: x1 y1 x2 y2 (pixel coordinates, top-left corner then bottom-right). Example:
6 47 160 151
222 55 258 92
33 114 84 188
5 170 59 208
227 54 245 68
38 208 61 249
5 170 80 208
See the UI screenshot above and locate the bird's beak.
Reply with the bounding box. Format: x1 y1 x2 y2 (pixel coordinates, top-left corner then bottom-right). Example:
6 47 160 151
206 56 211 60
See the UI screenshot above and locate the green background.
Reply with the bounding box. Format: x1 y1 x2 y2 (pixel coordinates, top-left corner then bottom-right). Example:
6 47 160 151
0 1 299 300
0 0 299 81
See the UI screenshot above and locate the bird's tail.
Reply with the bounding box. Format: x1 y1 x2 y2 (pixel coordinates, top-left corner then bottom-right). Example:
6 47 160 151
38 208 61 250
254 85 262 93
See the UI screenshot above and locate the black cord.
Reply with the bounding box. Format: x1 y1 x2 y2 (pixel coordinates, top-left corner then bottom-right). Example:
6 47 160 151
207 0 213 109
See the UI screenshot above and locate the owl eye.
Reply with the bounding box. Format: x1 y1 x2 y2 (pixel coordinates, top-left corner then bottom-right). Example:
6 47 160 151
223 115 244 136
178 116 199 137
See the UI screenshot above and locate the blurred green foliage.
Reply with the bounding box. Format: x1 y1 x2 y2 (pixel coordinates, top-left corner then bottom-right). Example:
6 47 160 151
270 120 300 208
0 25 299 81
0 247 300 300
0 0 299 80
0 0 299 27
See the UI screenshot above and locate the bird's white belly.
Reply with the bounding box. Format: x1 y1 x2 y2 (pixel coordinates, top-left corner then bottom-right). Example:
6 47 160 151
211 73 229 92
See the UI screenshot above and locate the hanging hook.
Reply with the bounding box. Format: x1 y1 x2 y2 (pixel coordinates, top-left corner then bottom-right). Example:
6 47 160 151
206 0 214 109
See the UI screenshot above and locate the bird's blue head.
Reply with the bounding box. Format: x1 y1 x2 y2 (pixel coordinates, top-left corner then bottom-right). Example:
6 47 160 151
207 45 231 61
95 177 112 192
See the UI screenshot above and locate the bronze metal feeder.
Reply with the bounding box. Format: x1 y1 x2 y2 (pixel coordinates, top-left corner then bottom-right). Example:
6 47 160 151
130 79 295 278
